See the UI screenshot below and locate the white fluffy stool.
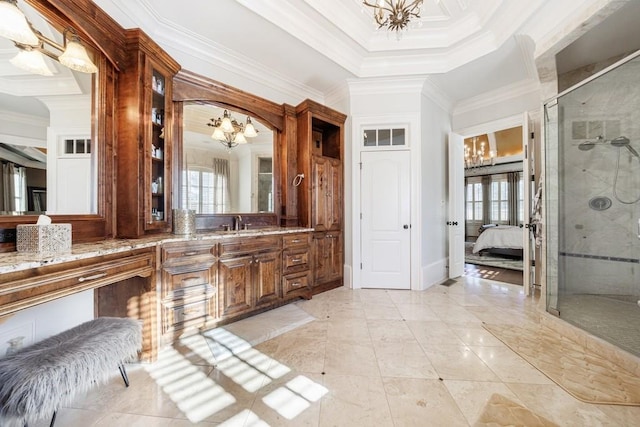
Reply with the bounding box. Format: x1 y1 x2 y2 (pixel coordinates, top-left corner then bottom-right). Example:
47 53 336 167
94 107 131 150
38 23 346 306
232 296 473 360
0 317 142 427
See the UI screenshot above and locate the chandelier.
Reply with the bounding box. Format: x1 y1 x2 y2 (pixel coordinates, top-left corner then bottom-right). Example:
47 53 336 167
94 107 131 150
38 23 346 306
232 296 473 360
362 0 424 35
464 137 494 169
207 110 258 150
0 0 98 76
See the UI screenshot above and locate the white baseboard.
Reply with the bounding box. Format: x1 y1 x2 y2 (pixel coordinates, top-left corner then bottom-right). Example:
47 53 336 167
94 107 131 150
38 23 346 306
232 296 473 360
421 258 448 290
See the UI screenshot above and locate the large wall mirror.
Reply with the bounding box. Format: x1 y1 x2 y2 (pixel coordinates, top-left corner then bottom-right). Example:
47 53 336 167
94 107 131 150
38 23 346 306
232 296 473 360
0 0 121 245
182 103 274 214
174 70 286 229
0 0 97 215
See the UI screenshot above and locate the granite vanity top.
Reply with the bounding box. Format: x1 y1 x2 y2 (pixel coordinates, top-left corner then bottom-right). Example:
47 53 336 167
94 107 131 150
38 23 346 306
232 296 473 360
0 227 313 274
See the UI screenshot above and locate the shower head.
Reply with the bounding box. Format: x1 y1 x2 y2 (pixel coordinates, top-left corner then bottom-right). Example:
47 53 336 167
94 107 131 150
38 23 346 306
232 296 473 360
610 136 640 159
578 141 596 151
610 136 630 147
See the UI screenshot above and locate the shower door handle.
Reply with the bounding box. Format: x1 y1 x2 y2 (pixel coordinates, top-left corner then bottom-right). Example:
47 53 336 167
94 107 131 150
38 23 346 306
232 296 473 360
637 218 640 239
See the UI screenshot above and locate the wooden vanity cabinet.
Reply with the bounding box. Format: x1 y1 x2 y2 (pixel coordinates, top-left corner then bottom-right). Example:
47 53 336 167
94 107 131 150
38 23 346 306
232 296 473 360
218 236 282 318
160 241 217 342
282 233 312 298
116 29 181 238
296 100 346 292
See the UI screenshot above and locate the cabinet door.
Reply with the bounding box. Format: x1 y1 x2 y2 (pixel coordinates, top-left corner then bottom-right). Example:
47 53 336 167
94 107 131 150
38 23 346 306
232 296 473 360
145 63 172 231
327 159 342 230
254 251 281 306
311 157 329 230
313 232 343 286
219 256 253 317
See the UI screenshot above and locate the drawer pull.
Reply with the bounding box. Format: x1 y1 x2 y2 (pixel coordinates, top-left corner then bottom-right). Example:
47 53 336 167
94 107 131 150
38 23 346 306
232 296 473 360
183 251 198 256
181 276 202 285
292 282 302 287
291 239 301 243
181 308 201 317
291 258 303 263
78 272 107 282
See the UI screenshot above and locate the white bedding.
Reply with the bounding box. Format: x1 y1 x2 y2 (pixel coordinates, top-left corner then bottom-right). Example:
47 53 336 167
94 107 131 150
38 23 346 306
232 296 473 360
473 225 523 253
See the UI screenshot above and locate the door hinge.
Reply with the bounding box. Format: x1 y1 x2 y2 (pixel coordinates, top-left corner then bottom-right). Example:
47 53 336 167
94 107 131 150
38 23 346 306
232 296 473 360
360 212 363 220
530 132 534 140
360 262 363 270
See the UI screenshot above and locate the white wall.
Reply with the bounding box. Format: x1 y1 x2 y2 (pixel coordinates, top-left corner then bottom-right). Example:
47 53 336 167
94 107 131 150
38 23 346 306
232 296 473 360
420 94 451 288
0 291 94 356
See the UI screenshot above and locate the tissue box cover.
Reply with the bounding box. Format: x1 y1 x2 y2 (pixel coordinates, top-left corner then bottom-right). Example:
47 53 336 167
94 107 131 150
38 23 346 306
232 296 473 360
17 223 72 256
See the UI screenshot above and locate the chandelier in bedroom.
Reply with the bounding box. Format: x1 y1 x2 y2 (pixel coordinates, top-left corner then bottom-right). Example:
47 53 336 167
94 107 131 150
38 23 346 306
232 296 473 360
207 110 258 150
464 136 494 169
362 0 426 36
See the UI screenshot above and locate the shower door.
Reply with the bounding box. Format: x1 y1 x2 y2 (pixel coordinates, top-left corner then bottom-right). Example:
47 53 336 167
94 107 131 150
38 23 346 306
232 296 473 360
545 52 640 357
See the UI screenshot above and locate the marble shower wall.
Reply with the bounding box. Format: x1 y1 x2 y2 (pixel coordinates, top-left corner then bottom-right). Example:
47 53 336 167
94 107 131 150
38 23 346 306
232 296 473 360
555 56 640 296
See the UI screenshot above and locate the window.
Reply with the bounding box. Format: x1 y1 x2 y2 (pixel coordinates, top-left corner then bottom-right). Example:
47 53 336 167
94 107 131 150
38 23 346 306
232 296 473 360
517 172 524 223
465 178 483 222
363 128 406 147
490 174 509 223
63 138 91 155
182 166 228 214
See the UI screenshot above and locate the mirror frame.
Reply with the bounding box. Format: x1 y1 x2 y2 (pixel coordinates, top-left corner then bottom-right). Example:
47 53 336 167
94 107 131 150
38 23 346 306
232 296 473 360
0 0 124 249
173 70 297 230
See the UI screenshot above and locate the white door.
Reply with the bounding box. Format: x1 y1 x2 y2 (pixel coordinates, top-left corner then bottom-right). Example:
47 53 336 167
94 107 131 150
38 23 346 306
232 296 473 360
522 113 532 295
360 150 411 289
448 132 465 278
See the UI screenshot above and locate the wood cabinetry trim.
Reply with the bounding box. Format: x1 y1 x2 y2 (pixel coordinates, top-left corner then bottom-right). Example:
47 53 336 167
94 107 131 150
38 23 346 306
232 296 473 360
0 249 154 317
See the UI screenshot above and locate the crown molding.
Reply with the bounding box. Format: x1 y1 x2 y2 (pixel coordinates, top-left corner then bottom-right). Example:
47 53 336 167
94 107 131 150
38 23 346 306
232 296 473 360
348 76 427 96
453 79 540 116
422 77 454 112
515 34 539 80
0 110 48 127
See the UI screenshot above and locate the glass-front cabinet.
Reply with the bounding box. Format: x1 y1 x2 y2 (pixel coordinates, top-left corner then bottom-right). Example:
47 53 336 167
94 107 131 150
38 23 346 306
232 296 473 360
117 30 180 238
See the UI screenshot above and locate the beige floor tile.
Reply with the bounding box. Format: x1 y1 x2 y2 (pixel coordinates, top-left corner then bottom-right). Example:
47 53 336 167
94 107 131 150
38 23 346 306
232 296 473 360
469 345 553 384
324 301 366 320
387 289 433 305
324 341 380 377
450 326 506 347
326 318 371 342
250 372 325 426
362 302 403 320
507 383 613 427
596 403 640 426
27 408 108 427
422 344 501 381
406 320 466 347
383 377 468 427
395 302 440 321
357 289 394 304
443 379 523 425
373 340 439 379
261 336 327 374
319 374 394 427
429 304 484 326
367 319 415 342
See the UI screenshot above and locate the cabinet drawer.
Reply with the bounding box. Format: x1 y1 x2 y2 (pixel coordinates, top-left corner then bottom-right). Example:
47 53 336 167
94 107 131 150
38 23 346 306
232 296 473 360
161 241 217 262
219 235 281 257
162 269 214 299
162 295 216 334
283 249 310 274
282 233 311 249
283 272 311 297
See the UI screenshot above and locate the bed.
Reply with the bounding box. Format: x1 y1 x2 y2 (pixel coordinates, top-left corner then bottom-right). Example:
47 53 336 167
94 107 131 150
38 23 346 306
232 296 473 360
473 224 524 258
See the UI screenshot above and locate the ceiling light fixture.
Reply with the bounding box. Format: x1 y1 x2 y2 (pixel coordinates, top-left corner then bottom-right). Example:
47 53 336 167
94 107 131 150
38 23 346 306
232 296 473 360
207 110 258 150
464 137 495 169
0 0 98 75
362 0 425 37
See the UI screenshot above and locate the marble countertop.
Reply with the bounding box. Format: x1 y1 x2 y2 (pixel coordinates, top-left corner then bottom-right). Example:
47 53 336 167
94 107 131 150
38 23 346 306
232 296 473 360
0 227 314 275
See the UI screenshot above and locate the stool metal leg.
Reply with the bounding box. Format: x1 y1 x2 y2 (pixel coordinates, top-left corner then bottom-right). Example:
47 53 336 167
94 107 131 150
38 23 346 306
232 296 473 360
49 410 57 427
118 364 130 387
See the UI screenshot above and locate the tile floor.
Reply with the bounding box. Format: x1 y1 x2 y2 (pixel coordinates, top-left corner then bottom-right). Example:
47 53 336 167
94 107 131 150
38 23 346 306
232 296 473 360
25 276 640 426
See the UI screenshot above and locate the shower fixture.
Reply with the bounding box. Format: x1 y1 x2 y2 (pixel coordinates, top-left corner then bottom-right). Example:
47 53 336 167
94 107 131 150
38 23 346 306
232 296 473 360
578 135 640 204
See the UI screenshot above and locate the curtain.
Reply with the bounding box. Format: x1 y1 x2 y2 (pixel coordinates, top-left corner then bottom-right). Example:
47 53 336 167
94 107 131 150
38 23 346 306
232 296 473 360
2 162 27 212
212 158 230 213
481 175 491 225
507 171 519 225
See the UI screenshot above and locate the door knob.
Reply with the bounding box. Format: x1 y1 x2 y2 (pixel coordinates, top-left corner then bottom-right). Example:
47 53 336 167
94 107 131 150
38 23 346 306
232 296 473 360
403 224 409 229
446 221 451 225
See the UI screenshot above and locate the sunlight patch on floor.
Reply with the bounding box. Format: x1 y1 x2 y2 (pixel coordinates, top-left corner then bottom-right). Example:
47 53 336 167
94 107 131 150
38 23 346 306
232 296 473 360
262 375 328 419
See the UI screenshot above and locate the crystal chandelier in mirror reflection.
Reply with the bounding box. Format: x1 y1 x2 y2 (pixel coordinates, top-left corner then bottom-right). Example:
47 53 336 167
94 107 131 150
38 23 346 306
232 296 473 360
464 137 494 169
0 0 98 76
362 0 429 37
207 110 258 150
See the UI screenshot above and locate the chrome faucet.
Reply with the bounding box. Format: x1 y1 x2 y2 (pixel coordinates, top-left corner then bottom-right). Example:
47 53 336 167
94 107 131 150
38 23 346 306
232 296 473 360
234 215 242 231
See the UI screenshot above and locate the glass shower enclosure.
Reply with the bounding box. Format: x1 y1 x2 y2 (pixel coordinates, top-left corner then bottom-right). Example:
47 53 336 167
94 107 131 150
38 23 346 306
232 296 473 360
545 51 640 357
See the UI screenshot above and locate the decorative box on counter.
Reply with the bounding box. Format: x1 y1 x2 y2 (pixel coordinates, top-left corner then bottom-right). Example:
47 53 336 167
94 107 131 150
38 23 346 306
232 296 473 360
16 223 72 256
